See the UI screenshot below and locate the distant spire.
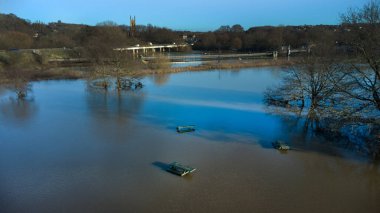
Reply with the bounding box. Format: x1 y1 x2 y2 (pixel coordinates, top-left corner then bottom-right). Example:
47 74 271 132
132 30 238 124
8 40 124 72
130 15 136 37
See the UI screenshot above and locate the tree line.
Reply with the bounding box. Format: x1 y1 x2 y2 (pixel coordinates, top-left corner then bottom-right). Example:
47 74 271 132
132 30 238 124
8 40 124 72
0 14 183 50
192 24 344 53
0 12 356 55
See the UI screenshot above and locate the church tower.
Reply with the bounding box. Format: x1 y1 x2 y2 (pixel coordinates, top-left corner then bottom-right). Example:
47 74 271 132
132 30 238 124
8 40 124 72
130 16 136 37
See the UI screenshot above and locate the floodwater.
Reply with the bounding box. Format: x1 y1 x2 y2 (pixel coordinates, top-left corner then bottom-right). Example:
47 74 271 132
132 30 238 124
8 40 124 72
0 68 379 213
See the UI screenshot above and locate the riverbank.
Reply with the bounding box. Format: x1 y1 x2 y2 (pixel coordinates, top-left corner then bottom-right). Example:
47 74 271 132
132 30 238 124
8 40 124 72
133 58 295 76
0 57 296 84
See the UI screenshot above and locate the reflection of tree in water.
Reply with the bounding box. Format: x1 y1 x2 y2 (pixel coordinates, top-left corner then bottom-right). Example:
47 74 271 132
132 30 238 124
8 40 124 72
0 96 38 124
151 74 170 86
264 57 380 161
89 76 143 91
85 81 145 124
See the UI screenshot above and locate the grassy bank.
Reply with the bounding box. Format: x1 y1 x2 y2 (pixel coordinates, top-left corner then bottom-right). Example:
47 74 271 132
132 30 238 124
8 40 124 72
130 58 296 76
0 52 296 84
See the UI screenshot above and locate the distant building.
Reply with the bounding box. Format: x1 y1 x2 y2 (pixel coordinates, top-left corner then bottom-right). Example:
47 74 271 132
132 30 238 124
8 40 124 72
182 34 198 45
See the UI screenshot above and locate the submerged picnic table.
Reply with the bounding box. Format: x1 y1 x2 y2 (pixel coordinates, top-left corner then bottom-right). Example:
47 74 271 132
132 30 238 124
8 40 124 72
272 141 290 151
167 162 196 176
176 125 196 133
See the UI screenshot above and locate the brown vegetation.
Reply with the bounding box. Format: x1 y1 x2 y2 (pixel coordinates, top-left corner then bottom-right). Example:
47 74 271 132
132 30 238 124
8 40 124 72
126 58 295 76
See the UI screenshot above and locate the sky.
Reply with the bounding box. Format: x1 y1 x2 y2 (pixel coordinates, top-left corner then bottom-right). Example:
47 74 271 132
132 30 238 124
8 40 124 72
0 0 369 31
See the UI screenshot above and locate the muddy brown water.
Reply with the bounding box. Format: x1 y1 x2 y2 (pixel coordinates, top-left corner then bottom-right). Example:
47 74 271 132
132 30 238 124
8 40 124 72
0 68 379 213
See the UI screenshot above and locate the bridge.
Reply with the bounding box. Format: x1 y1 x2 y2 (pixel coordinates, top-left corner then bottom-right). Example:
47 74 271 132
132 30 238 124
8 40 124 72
114 44 189 55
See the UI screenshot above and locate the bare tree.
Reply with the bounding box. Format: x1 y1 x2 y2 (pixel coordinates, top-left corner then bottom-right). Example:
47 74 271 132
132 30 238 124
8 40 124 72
341 0 380 110
265 55 341 130
263 38 380 159
231 24 244 33
1 68 31 99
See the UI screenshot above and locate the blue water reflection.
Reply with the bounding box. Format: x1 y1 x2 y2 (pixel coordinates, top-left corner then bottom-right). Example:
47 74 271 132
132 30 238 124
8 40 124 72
0 67 374 162
137 68 286 144
0 68 287 147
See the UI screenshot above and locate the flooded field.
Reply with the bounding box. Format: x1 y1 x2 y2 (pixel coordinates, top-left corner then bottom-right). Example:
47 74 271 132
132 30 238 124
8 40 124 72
0 67 379 213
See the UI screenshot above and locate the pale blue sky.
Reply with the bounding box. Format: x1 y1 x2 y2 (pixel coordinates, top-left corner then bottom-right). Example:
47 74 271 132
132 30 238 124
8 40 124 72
0 0 368 31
